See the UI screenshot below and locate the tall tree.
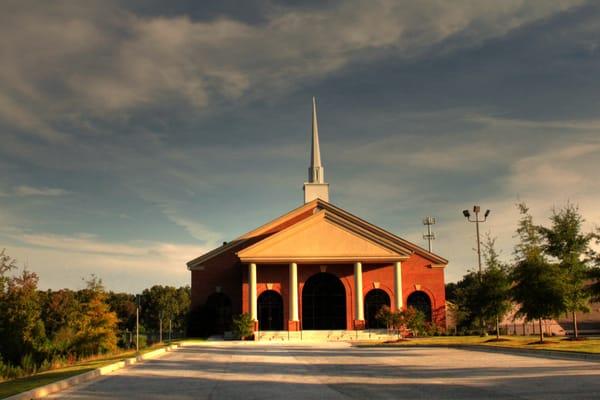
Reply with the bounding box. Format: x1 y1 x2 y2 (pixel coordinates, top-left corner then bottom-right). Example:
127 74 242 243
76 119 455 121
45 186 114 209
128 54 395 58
0 267 47 365
587 228 600 302
539 204 593 339
75 276 118 356
511 203 566 343
41 289 82 354
480 235 512 339
454 271 484 332
106 292 137 332
141 285 191 340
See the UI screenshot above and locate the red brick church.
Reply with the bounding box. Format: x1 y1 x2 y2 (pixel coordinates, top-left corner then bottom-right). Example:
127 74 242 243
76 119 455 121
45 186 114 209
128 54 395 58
187 99 448 335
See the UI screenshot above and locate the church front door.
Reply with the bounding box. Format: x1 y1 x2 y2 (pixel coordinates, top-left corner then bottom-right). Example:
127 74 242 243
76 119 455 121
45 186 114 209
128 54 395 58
302 272 346 330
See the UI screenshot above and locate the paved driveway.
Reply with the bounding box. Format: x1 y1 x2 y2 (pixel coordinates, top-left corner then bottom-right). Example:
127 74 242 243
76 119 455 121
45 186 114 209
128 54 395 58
49 342 600 399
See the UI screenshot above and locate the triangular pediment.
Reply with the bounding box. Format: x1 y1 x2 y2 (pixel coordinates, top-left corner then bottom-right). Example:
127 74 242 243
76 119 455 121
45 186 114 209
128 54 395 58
237 210 409 263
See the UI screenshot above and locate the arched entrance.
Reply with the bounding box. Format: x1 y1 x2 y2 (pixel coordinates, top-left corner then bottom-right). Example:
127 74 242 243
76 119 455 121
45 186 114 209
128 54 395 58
302 272 346 330
407 291 432 322
258 290 284 331
364 289 391 329
205 292 232 334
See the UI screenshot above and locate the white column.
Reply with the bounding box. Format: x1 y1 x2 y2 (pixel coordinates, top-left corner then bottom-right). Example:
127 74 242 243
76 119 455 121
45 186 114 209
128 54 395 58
354 262 364 321
394 261 403 310
249 263 257 321
289 262 299 321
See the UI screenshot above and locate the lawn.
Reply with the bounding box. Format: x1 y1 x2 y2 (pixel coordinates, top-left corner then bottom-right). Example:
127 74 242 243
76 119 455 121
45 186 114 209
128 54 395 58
367 335 600 354
0 341 192 399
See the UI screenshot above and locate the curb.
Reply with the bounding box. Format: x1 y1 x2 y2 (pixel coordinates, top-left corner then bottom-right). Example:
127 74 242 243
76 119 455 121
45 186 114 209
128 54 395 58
5 344 182 400
457 344 600 362
355 343 600 363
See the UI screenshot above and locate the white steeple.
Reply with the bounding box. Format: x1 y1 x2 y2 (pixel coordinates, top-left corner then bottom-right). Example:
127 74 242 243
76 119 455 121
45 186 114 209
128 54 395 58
303 97 329 203
309 96 324 183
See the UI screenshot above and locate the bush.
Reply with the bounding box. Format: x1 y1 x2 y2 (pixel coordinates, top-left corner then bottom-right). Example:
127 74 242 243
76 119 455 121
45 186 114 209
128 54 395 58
232 313 254 340
403 307 426 336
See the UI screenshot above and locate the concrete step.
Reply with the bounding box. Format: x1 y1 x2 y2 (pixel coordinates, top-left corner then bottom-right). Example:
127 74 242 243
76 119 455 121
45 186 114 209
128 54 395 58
256 330 398 342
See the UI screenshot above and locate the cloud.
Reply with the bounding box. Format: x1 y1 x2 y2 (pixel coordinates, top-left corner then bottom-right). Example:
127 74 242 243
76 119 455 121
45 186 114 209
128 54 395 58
0 0 586 131
2 230 208 291
160 205 222 245
14 186 69 197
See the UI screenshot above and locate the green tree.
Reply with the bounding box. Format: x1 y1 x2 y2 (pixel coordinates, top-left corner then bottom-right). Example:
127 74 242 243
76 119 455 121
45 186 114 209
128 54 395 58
0 267 47 365
586 228 600 302
106 292 137 332
403 307 426 336
539 204 593 339
480 236 512 339
511 203 566 343
141 285 191 341
41 289 82 355
454 271 484 332
232 313 254 340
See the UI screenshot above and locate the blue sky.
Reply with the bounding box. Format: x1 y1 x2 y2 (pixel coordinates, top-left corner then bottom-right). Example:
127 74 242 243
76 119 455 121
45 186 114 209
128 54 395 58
1 0 599 292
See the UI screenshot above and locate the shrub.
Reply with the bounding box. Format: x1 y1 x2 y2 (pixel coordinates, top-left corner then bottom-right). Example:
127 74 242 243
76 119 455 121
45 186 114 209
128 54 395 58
232 313 254 340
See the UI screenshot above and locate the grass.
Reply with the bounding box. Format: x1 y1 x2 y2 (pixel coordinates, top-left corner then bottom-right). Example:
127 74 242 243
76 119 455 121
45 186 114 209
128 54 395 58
0 342 187 399
368 335 600 354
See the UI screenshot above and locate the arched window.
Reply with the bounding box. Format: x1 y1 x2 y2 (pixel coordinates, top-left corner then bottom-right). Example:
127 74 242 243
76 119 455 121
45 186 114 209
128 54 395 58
407 291 432 322
364 289 391 329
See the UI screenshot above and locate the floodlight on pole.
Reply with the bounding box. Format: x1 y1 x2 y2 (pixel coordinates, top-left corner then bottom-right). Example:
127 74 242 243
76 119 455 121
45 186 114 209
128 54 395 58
462 205 491 275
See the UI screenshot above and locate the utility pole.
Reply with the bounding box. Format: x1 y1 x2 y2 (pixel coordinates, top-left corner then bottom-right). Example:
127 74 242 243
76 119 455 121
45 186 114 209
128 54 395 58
136 294 140 353
169 318 172 343
159 310 163 343
422 216 436 252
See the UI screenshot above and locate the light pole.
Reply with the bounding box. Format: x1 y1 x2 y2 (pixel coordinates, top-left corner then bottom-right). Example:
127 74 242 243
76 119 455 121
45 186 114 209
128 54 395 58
462 205 490 337
462 206 490 275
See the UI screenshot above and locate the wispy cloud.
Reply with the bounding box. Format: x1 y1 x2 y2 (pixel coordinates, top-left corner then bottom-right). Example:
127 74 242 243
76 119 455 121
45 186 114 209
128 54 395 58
2 230 208 291
14 186 69 197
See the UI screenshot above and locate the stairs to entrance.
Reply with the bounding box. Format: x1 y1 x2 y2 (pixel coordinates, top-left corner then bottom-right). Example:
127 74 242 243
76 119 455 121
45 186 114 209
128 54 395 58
256 329 398 342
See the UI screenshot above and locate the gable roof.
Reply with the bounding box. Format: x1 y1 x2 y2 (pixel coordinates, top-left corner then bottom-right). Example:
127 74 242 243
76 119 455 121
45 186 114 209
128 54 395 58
187 199 448 269
237 209 410 263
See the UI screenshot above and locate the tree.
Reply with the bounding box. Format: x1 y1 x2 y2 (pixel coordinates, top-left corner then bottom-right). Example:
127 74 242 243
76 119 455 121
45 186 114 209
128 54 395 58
403 307 426 336
232 313 254 340
480 236 512 339
106 292 136 332
141 285 191 341
586 228 600 302
511 203 566 343
539 204 593 339
74 276 118 356
454 271 484 332
0 267 47 365
41 289 81 354
0 248 17 292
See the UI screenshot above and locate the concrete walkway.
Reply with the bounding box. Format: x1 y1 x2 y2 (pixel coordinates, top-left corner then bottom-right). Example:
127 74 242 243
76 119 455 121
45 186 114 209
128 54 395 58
48 342 600 399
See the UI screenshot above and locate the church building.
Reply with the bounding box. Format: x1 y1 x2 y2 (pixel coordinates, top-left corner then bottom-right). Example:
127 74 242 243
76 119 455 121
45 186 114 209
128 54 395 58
187 99 448 335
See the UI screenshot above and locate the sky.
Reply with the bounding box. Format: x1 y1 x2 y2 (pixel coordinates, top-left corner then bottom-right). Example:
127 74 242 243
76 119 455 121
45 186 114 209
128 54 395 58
1 0 599 292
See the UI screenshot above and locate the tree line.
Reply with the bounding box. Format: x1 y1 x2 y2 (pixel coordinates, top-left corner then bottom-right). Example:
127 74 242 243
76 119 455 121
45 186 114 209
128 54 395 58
0 251 190 380
446 203 600 343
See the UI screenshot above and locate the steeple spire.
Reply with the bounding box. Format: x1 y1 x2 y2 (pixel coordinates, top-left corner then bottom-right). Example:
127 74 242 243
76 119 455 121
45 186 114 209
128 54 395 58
303 97 329 203
309 96 324 183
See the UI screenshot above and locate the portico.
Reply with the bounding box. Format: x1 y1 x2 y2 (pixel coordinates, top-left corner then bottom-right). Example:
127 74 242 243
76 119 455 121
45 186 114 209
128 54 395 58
245 259 405 331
